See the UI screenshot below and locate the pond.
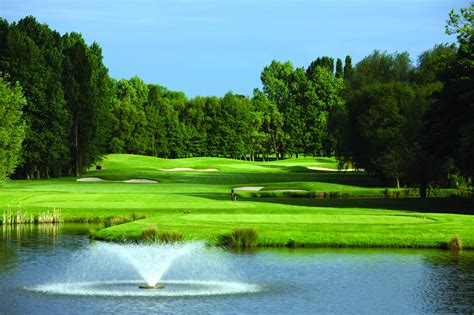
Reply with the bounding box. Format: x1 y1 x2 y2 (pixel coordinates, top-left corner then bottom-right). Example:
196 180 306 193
1 224 473 314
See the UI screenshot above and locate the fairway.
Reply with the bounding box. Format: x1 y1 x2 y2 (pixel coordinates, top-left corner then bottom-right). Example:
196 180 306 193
1 154 473 248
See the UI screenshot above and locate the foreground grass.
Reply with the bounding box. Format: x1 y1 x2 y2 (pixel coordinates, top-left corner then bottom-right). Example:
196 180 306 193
94 206 474 249
1 154 472 248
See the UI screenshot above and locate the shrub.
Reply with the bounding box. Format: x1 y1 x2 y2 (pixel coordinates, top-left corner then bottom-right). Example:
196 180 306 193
159 231 183 243
329 192 340 198
448 236 462 251
140 225 158 242
287 238 297 248
217 228 258 248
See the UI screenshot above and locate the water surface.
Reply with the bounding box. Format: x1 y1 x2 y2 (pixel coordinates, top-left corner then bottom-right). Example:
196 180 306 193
1 224 473 314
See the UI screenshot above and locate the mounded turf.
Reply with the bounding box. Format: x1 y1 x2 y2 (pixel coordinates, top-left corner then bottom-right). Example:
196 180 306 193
0 154 472 248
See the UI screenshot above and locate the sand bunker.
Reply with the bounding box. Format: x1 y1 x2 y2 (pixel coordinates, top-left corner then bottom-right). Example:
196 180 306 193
307 166 357 172
76 177 106 182
123 179 158 183
234 186 264 191
77 178 157 183
159 168 218 172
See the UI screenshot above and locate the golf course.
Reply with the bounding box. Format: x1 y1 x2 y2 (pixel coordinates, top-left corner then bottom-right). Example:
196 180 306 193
1 154 472 249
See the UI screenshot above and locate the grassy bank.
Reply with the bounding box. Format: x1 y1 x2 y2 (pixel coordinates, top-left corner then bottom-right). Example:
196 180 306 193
1 154 472 248
94 207 474 249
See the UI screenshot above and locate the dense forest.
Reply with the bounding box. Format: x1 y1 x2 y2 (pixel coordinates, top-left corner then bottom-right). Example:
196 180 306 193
0 5 472 194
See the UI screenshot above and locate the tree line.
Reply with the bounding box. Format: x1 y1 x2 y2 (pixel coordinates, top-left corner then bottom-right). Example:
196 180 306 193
0 5 472 194
0 16 113 178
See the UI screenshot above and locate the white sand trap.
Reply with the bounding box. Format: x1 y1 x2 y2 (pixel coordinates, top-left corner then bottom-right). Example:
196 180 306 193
76 177 106 182
160 168 218 172
234 186 264 191
307 166 357 172
77 177 157 183
270 189 308 192
123 179 158 183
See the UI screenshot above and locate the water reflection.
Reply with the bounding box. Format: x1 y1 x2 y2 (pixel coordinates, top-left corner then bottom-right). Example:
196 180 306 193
2 224 60 243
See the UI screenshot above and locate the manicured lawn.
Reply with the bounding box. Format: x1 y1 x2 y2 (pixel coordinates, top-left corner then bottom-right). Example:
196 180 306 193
1 154 472 248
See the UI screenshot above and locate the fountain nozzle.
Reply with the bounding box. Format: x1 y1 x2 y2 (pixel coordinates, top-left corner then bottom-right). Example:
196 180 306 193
139 284 165 289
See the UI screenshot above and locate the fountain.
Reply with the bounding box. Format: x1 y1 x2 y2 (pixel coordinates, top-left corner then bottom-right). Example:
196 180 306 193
29 241 259 297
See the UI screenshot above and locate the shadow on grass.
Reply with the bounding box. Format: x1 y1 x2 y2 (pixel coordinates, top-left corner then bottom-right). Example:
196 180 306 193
187 193 473 215
242 196 474 215
176 172 379 187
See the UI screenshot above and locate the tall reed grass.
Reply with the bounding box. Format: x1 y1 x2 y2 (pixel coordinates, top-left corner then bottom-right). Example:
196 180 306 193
217 228 258 248
448 236 462 251
1 207 62 225
140 225 158 242
159 231 183 243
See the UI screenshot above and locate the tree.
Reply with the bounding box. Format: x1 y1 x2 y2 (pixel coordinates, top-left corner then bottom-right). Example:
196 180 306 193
423 4 474 181
0 17 70 179
343 55 353 80
0 76 26 182
344 82 418 188
252 89 285 159
260 60 294 157
62 33 113 176
109 78 149 154
307 56 334 76
335 58 343 79
346 50 412 91
303 66 344 156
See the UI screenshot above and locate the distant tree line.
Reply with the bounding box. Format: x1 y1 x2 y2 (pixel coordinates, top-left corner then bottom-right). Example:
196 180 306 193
0 5 472 195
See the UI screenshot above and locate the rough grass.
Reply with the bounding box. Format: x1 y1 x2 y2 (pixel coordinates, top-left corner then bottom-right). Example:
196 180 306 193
1 154 472 248
217 228 258 248
140 225 158 242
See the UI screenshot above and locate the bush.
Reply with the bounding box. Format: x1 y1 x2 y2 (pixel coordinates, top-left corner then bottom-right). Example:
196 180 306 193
448 236 462 251
159 231 183 243
217 228 258 248
140 225 158 242
329 192 340 198
287 238 297 248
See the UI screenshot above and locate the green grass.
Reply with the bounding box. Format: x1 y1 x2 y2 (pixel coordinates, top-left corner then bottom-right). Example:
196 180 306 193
1 153 472 248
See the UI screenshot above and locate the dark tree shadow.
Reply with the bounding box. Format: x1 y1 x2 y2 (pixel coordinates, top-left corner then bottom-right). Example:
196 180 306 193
186 193 473 215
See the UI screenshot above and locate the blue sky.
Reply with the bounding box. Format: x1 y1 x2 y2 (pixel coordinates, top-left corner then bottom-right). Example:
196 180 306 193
1 0 469 97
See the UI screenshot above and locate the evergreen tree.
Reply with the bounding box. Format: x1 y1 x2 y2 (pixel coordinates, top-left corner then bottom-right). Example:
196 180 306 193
343 55 353 80
335 58 343 79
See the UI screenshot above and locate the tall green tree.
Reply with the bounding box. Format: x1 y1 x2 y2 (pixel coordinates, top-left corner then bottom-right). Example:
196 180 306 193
0 77 26 182
252 89 285 159
109 77 149 154
343 55 353 80
335 58 343 79
260 60 294 157
0 17 70 178
62 33 112 176
424 4 474 181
